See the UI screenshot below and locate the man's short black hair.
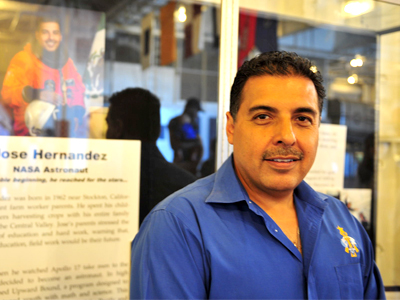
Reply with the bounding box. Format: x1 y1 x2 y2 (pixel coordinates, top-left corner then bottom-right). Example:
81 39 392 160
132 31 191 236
230 51 326 120
108 88 161 142
35 15 62 32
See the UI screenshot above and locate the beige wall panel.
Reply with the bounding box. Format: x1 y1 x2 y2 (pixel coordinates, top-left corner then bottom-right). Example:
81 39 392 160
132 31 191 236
377 32 400 286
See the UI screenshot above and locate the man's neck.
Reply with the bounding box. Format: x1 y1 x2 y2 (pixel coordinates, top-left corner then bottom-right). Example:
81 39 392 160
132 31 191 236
31 41 67 69
246 186 302 254
247 188 295 215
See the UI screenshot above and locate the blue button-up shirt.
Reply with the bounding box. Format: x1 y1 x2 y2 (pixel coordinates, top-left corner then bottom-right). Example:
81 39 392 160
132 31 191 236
130 156 385 299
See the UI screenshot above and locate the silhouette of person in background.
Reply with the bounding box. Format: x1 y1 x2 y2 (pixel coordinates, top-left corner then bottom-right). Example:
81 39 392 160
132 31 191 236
106 88 196 225
168 97 203 176
200 138 216 177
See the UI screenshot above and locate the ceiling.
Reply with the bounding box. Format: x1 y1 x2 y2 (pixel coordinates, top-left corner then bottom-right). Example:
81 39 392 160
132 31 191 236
3 0 170 25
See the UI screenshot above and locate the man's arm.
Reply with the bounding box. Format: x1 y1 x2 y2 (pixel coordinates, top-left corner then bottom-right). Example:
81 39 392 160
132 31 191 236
1 52 33 108
363 261 386 299
361 228 386 299
130 209 208 299
22 86 63 105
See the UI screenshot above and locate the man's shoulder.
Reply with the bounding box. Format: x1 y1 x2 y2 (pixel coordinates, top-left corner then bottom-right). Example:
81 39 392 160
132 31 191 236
9 48 34 67
296 182 357 220
319 192 348 210
313 190 361 226
157 175 215 209
162 161 197 184
141 144 196 185
140 156 240 228
144 175 216 224
168 115 182 129
150 149 195 178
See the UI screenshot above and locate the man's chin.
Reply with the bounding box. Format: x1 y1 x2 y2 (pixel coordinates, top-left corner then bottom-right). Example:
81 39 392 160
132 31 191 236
44 45 58 52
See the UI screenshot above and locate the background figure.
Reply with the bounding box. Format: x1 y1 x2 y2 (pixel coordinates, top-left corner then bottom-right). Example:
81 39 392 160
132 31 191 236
168 97 204 176
106 88 196 225
1 14 85 137
200 138 216 177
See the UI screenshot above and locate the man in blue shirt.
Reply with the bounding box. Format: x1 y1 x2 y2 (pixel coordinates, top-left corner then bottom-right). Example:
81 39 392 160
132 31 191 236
130 51 385 299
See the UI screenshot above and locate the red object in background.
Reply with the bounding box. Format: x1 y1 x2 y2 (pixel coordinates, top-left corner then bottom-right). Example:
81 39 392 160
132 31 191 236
238 11 257 68
160 1 177 65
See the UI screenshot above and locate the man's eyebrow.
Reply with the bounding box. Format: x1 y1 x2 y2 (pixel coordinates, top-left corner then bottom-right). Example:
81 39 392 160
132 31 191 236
248 105 319 116
294 107 318 116
248 105 278 114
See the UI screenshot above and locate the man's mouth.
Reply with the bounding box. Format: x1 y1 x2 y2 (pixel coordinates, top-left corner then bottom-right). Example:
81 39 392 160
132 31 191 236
262 148 304 162
267 158 297 163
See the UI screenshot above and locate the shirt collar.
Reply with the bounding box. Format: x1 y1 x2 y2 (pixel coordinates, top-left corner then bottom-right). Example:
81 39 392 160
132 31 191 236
295 181 329 211
205 154 328 210
205 155 249 204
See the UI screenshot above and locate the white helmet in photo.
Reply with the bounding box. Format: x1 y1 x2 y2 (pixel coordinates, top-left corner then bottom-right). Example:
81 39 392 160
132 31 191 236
25 100 58 136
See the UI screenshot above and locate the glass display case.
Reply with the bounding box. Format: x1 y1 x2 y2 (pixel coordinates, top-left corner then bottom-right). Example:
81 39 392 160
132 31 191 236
0 0 399 297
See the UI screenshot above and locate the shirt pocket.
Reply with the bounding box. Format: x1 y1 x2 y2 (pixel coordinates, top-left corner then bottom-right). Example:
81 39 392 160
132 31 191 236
335 263 364 299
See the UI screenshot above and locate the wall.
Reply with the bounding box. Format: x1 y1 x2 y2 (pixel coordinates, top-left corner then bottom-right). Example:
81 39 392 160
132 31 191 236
376 31 400 287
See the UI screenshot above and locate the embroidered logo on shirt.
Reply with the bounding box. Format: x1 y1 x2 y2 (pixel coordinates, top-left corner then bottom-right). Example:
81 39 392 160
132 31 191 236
337 226 359 257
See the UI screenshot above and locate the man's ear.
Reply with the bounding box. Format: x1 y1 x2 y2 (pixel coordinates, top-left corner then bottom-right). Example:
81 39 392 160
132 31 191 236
226 112 235 145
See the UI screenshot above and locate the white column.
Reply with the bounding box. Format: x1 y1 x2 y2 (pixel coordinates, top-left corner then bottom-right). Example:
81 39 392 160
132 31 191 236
216 0 238 168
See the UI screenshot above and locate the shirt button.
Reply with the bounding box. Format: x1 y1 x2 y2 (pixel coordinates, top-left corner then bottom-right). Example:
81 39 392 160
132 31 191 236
249 201 252 204
275 229 278 232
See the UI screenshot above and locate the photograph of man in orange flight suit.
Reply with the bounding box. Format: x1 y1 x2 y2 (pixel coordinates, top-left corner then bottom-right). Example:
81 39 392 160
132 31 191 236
1 15 85 137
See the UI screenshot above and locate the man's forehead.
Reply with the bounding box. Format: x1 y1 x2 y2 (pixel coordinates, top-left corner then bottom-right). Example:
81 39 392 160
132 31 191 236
38 22 61 31
238 75 320 116
243 75 317 98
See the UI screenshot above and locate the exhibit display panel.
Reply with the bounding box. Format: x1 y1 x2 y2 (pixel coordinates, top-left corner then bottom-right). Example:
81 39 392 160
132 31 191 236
0 0 221 299
0 136 140 299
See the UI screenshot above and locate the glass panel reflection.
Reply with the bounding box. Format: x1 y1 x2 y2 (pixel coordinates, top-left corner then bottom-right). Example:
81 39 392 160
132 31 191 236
237 5 378 241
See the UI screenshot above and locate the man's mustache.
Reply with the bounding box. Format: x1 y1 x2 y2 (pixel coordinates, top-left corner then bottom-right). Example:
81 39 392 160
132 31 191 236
262 148 304 160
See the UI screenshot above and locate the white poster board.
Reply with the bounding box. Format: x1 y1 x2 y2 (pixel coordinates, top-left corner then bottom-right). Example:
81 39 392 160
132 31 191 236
305 123 347 190
0 136 140 300
340 188 372 227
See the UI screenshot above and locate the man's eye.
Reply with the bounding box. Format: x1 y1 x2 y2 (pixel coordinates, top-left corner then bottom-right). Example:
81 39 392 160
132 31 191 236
297 116 312 123
255 114 269 120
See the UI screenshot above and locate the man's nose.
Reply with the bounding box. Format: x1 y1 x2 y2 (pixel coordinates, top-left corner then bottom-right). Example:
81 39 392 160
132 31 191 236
48 32 56 40
274 120 296 146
